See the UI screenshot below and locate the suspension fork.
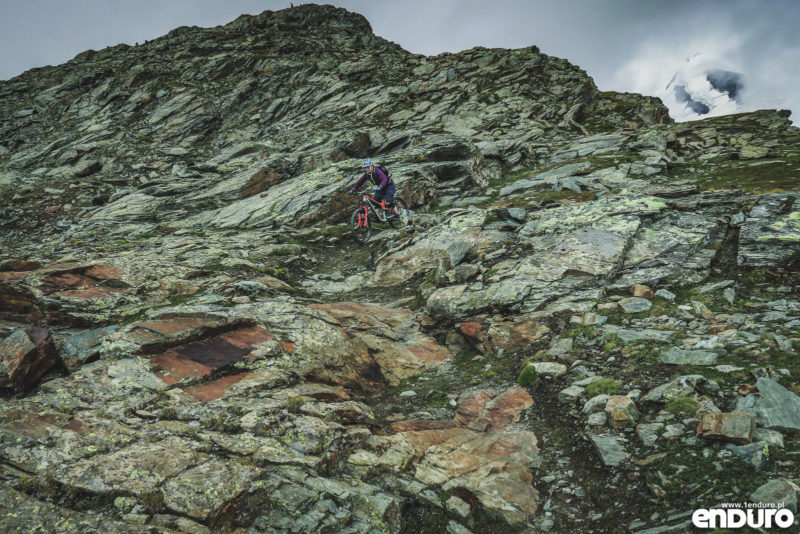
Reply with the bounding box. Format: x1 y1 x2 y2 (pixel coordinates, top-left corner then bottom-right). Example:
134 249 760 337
357 205 369 227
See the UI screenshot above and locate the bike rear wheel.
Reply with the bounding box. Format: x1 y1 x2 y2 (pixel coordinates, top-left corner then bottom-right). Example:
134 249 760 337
350 206 372 243
387 197 409 229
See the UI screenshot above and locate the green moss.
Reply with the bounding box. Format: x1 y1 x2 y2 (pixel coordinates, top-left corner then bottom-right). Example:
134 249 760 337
203 413 239 433
531 188 596 204
565 325 595 339
159 406 178 419
424 390 450 408
272 267 290 280
669 153 800 193
666 396 699 415
287 395 306 413
636 436 799 514
318 223 350 238
585 378 621 397
236 455 258 467
517 364 538 386
140 490 166 513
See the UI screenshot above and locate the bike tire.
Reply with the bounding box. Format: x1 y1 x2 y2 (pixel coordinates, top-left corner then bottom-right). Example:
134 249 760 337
387 197 409 229
350 206 372 243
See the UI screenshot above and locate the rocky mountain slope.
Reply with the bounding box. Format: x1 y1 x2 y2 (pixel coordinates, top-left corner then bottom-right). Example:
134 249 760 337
1 4 799 533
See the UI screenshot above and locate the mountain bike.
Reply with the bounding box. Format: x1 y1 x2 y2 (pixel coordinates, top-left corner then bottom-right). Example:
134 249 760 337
349 192 409 243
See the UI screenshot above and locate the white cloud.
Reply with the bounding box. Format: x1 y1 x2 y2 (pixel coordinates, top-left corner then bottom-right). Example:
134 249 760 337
610 10 799 124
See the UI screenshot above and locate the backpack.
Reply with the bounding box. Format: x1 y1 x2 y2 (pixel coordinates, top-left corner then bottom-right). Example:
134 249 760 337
377 164 391 179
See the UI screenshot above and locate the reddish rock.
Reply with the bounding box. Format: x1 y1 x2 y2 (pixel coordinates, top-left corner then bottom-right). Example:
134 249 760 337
455 387 534 432
738 384 759 396
183 373 250 401
0 273 37 320
388 387 534 436
488 319 550 351
128 318 212 349
0 259 42 271
0 261 130 324
151 326 273 385
389 420 459 433
454 389 494 427
458 318 487 339
459 316 549 353
698 413 755 444
239 167 284 198
409 428 540 525
39 263 128 299
418 315 441 328
116 315 260 355
708 322 730 334
630 284 654 299
45 205 61 214
0 327 59 393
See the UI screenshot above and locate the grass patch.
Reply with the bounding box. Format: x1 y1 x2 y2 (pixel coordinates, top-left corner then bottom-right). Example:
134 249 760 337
668 154 800 194
636 438 799 515
531 189 597 205
423 390 450 409
665 396 699 415
140 490 166 513
287 395 307 413
318 223 350 238
585 378 621 397
517 364 538 386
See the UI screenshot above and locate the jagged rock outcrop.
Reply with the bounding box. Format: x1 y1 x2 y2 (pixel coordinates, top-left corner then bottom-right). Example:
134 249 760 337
1 4 799 533
0 327 59 392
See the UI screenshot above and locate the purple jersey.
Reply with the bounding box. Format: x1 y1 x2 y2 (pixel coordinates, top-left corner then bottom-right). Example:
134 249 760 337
350 166 390 191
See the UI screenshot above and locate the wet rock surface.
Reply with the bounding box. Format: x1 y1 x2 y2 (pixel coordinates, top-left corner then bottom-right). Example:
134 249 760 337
1 4 799 533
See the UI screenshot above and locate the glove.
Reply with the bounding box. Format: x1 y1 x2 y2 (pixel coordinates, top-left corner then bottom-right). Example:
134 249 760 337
374 187 382 196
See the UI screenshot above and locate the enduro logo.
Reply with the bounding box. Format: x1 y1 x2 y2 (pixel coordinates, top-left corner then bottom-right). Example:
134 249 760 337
692 505 795 529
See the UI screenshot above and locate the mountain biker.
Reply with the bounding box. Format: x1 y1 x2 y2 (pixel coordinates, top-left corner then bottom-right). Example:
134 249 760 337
347 158 396 212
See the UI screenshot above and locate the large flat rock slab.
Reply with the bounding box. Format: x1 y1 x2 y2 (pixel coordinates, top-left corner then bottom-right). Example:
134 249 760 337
54 436 206 495
736 378 800 432
660 347 718 365
412 429 540 526
738 194 800 267
151 325 273 384
311 302 452 385
0 407 135 472
0 261 131 325
590 434 629 467
454 387 534 432
162 459 262 526
372 209 504 287
698 413 755 444
0 486 152 534
112 314 246 354
354 386 539 527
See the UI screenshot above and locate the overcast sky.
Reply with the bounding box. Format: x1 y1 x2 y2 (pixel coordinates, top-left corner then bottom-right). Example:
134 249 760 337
1 0 798 123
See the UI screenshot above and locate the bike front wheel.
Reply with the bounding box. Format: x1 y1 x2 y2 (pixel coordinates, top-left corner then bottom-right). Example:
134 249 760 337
350 206 372 243
387 197 409 229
